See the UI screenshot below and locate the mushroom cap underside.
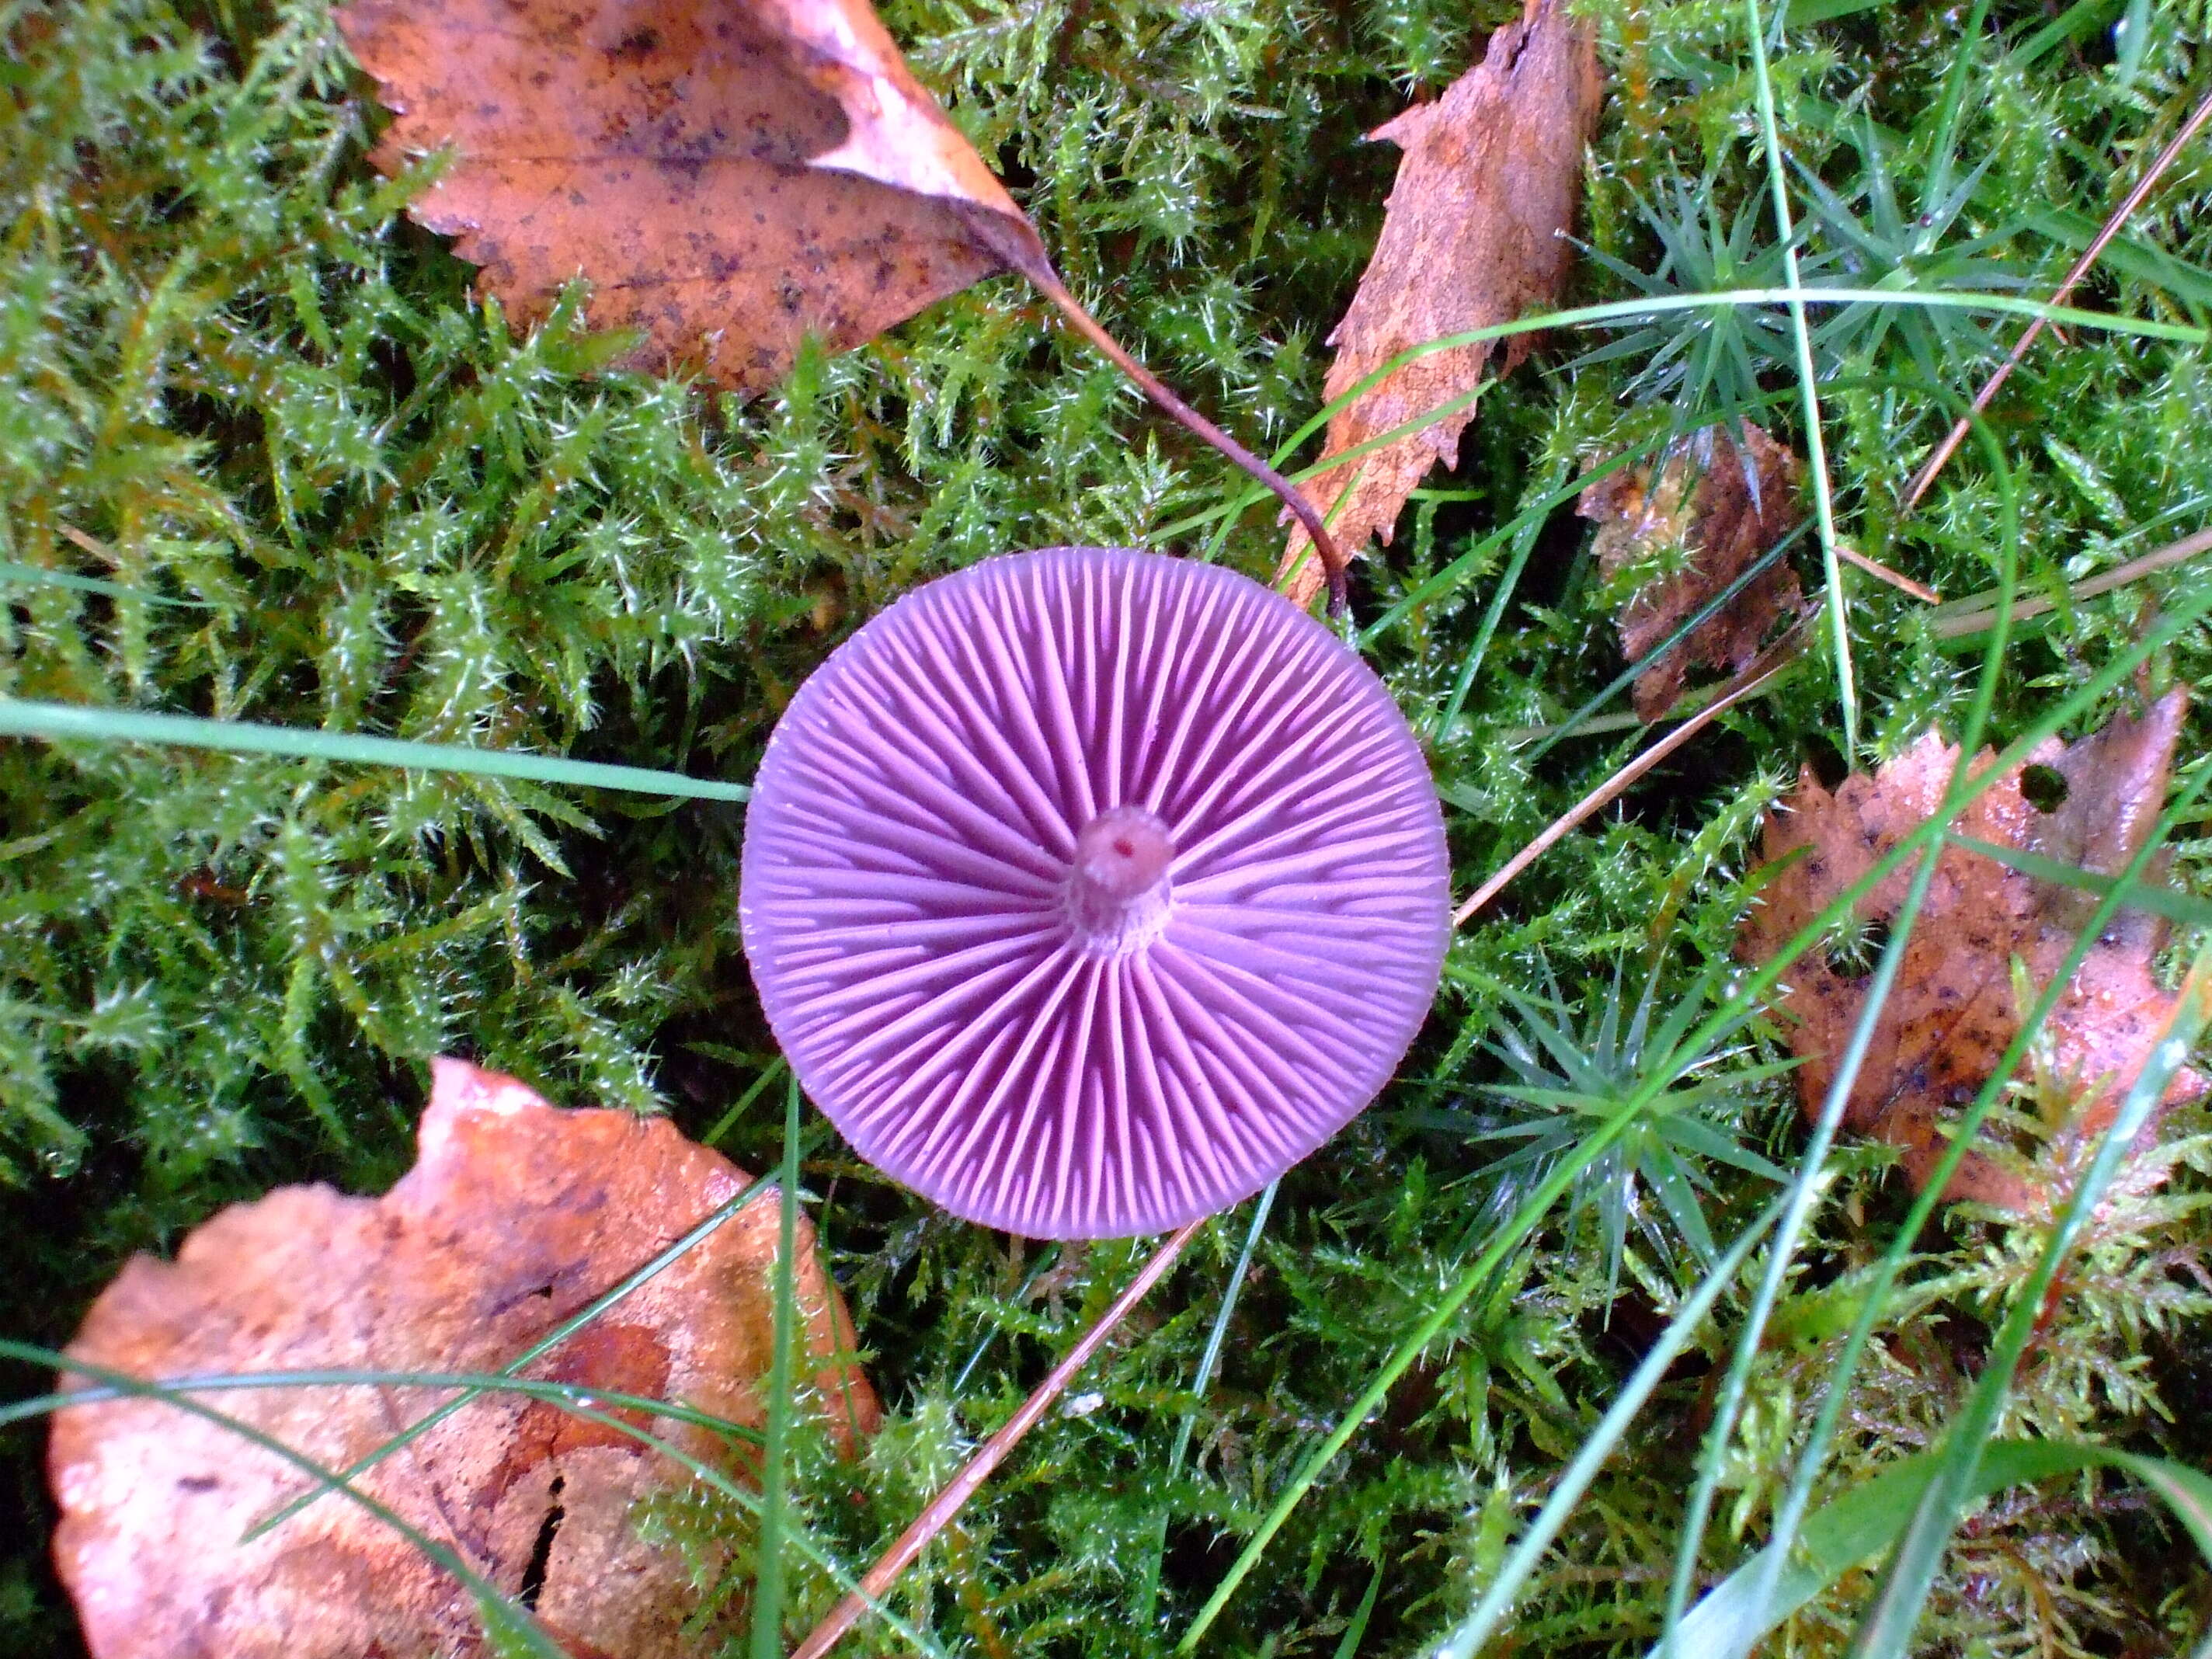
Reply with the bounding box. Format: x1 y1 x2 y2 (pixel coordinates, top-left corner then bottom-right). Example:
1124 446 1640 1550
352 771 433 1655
740 544 1450 1238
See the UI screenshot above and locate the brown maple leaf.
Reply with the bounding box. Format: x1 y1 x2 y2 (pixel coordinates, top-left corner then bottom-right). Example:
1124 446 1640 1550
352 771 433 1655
49 1059 876 1659
1275 0 1600 607
1580 423 1806 721
336 0 1044 395
1737 691 2204 1205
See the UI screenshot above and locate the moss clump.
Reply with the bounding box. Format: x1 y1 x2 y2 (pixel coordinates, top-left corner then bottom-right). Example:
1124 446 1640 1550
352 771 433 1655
9 0 2212 1654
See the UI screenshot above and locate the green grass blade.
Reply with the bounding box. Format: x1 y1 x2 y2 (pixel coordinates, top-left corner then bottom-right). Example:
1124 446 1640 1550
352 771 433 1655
0 699 750 802
1654 1438 2166 1655
1661 843 1941 1652
1436 1194 1786 1659
0 1365 760 1444
1149 291 2199 551
8 1341 566 1659
0 561 212 607
1424 463 1567 742
750 1075 803 1659
1333 1565 1385 1659
1519 520 1810 767
1363 453 1622 651
1848 937 2212 1657
243 1175 774 1540
4 1340 951 1659
1135 1182 1277 1642
704 1056 788 1149
1661 405 2022 1654
1944 833 2212 927
1745 0 1856 757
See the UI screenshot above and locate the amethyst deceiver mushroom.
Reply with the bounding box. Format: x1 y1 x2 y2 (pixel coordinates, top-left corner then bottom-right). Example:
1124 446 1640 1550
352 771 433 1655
740 545 1450 1238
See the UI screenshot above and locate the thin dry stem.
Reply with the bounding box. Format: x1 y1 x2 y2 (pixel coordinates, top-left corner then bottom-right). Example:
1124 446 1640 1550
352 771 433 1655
1904 87 2212 509
1932 524 2212 638
791 1219 1205 1659
1835 541 1939 603
1454 633 1801 925
1021 266 1353 615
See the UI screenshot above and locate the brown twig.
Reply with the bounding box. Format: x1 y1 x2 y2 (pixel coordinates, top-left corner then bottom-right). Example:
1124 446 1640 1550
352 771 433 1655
1453 633 1803 925
1904 86 2212 510
791 1219 1205 1659
1835 541 1940 604
1931 523 2212 638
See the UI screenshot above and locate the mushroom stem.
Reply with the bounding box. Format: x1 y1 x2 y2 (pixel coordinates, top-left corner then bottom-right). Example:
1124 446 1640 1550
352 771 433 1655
1066 805 1175 954
965 223 1352 617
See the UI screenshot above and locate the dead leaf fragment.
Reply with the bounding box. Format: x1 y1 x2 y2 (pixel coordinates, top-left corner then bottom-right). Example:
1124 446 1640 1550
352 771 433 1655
336 0 1045 393
50 1058 875 1659
1737 692 2203 1205
1275 0 1599 606
1580 423 1805 720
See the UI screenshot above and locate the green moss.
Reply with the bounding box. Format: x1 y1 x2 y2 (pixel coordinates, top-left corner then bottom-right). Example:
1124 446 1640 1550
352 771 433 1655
9 0 2212 1654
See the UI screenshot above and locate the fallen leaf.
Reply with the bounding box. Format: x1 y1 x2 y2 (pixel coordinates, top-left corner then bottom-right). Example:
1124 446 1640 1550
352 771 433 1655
1275 0 1600 607
1580 423 1805 720
336 0 1046 394
1737 691 2203 1205
332 0 1355 600
50 1058 875 1659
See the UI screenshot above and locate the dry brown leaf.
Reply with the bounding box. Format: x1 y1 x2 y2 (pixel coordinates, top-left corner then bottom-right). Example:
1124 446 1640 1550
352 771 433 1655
50 1058 875 1659
1580 423 1806 721
336 0 1045 394
1737 691 2204 1205
1275 0 1599 607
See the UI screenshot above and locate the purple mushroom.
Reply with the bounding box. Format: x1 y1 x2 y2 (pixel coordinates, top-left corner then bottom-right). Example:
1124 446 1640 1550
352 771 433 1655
740 545 1450 1238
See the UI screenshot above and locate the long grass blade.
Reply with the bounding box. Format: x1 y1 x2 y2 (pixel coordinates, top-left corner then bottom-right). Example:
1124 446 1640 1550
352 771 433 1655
1849 937 2212 1657
1134 1183 1277 1641
1654 1438 2212 1655
16 1342 566 1659
1661 405 2021 1654
1744 0 1856 756
1436 1194 1787 1658
244 1175 774 1539
751 1076 805 1659
0 699 751 802
2 1339 951 1659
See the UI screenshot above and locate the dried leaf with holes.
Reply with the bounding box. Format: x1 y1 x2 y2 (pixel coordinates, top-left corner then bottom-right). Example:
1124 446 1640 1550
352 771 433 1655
336 0 1045 394
1275 0 1599 607
1737 691 2203 1205
1580 423 1805 721
48 1058 875 1659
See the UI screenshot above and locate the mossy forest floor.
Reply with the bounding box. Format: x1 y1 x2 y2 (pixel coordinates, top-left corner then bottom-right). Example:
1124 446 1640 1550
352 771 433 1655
9 0 2212 1654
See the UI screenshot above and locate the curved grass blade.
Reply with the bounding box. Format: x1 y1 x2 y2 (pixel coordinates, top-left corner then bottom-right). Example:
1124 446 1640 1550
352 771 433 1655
750 1076 804 1659
1849 937 2212 1657
1 1340 951 1659
8 1342 566 1659
244 1174 775 1539
1133 1181 1277 1642
1151 290 2200 552
0 1365 759 1445
1435 1193 1788 1658
0 561 213 608
1651 1438 2212 1656
0 699 750 802
1657 407 2023 1654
